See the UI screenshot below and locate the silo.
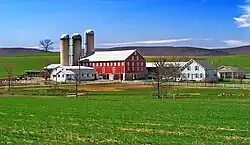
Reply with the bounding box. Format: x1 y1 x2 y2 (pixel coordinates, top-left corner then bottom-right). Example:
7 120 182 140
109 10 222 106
84 29 95 56
60 34 70 66
72 33 82 66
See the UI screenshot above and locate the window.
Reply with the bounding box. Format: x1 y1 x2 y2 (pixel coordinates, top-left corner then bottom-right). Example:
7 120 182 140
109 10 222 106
93 63 95 67
62 75 64 78
114 62 116 66
103 63 106 66
200 73 203 78
137 67 139 71
195 66 199 71
58 75 60 78
132 62 135 66
141 67 144 71
118 62 120 66
132 56 134 60
102 67 105 73
96 63 99 67
195 73 199 78
132 67 134 71
187 73 190 78
100 63 102 66
214 74 217 77
89 63 92 67
136 56 139 60
127 67 130 71
110 62 113 66
121 62 124 66
127 62 130 66
87 74 89 77
112 67 116 73
187 66 191 71
107 63 109 66
137 62 139 66
141 62 144 66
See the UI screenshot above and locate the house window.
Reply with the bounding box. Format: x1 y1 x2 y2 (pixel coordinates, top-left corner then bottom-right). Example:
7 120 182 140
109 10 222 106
200 73 203 78
62 75 64 78
187 73 190 78
187 66 191 71
136 56 139 60
195 73 199 78
132 62 135 66
195 66 199 71
58 75 60 78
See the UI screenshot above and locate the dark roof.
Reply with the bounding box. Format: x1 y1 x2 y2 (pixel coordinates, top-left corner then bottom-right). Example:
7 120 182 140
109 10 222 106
218 66 245 72
194 59 217 69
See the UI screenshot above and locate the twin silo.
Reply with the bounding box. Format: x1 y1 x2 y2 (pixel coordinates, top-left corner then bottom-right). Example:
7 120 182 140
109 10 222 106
60 29 95 66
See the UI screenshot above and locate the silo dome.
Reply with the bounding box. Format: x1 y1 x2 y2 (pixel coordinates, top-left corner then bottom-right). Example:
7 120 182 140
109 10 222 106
85 29 94 35
72 33 82 40
60 34 69 40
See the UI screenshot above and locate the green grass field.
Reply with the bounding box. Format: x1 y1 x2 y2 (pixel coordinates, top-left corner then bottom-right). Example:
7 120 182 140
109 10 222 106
1 53 250 77
0 86 250 144
0 53 59 77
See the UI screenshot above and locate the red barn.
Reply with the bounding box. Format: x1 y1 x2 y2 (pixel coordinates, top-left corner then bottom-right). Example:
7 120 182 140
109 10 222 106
79 49 148 80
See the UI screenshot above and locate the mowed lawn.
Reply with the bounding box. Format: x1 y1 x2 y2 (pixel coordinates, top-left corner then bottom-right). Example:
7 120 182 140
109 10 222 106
0 87 250 144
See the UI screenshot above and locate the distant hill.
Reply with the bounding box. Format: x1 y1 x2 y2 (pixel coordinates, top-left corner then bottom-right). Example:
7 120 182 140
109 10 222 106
0 48 46 56
1 45 250 56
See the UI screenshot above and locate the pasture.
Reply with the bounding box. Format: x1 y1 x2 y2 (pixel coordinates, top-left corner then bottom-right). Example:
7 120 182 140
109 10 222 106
0 84 250 144
1 53 250 77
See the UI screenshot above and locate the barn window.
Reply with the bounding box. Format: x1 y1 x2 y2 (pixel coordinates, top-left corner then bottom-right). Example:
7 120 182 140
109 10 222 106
136 56 139 60
118 62 120 66
100 63 102 66
137 67 139 71
132 67 134 71
141 67 144 71
128 67 130 71
121 62 124 66
112 67 116 73
141 62 144 66
114 62 116 66
127 62 130 66
96 63 99 67
137 62 139 66
103 63 106 66
107 63 109 66
102 67 105 73
132 62 134 66
132 56 134 60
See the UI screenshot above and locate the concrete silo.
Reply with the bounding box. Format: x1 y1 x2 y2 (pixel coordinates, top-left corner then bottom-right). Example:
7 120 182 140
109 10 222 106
60 34 70 66
72 33 82 66
84 29 95 56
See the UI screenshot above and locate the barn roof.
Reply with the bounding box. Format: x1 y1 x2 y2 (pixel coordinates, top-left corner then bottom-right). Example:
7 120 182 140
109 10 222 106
79 49 138 62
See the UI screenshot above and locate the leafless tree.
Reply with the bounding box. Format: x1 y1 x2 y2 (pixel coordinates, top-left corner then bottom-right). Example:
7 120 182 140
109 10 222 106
40 39 54 52
41 58 52 85
5 64 14 91
150 57 184 98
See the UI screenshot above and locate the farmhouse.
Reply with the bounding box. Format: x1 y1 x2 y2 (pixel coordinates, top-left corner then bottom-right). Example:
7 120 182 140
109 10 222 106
146 59 218 82
217 66 246 79
45 65 97 83
79 49 148 80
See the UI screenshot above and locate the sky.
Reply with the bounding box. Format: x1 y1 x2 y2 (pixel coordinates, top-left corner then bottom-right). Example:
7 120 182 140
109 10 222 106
0 0 250 49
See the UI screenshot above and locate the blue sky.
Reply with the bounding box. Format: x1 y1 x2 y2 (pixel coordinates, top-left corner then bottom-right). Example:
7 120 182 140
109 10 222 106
0 0 250 49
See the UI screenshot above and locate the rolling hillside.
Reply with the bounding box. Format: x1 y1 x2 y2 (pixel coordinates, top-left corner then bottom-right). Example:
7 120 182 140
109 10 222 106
0 52 250 77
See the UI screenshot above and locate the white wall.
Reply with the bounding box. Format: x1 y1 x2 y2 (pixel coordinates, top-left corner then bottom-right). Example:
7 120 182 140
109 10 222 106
181 61 206 81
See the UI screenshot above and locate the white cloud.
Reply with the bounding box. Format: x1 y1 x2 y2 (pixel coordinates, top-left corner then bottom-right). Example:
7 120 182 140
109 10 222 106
234 1 250 27
101 38 193 46
222 40 250 47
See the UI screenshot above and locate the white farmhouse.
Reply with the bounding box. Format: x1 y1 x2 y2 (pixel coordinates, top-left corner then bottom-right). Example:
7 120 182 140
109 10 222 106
45 64 97 83
181 59 218 82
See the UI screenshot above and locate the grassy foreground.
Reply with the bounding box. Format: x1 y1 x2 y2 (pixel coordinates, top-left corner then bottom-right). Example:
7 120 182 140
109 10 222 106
0 86 250 144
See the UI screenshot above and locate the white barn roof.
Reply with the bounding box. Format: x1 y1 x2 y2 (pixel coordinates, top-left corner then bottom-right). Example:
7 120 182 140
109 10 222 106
79 49 137 62
44 64 94 70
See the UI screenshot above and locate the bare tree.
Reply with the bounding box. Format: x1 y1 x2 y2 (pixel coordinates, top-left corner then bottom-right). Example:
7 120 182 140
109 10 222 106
41 58 52 85
40 39 54 52
150 57 184 98
5 64 14 91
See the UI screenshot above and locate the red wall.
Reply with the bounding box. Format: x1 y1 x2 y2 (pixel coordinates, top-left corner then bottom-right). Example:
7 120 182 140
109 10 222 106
81 61 125 74
125 51 146 73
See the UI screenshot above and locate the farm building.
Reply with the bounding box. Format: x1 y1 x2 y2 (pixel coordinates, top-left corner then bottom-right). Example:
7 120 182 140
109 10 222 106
45 65 97 83
79 49 148 80
217 66 246 79
146 59 218 82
